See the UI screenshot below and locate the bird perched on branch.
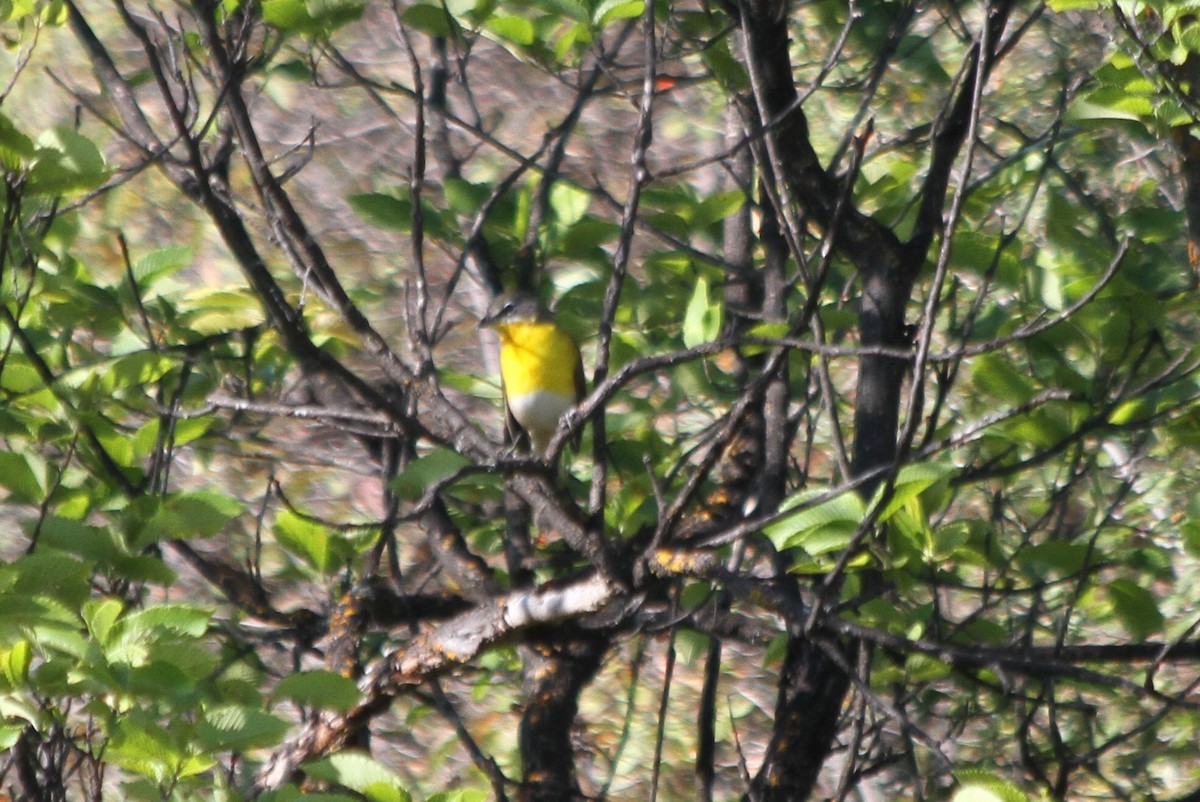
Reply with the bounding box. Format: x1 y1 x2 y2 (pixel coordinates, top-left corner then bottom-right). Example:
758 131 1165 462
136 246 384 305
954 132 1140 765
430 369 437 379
480 291 585 456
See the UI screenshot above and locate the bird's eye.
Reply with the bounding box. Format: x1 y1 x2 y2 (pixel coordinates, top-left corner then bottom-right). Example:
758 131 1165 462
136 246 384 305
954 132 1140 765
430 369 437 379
503 301 515 313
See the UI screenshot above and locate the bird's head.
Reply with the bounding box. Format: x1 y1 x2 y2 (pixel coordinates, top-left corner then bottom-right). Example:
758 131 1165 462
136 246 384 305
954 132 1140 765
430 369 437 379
479 291 551 329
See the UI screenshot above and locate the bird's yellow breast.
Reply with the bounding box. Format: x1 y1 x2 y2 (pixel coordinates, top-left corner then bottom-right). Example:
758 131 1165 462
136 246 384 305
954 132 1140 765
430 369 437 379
495 320 581 400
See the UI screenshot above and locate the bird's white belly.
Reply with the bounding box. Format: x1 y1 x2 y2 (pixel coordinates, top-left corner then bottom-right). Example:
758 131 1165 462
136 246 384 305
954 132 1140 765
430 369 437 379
509 389 575 435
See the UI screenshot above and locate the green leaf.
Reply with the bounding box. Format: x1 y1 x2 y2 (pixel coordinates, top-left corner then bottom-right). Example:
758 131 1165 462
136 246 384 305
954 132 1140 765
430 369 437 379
740 321 789 356
426 791 488 802
348 192 412 232
593 0 642 25
1107 578 1164 640
0 357 45 393
84 597 125 645
1176 20 1200 53
683 276 723 348
102 351 176 391
700 38 749 91
854 597 910 632
179 288 266 334
261 0 308 28
171 415 218 447
130 246 193 286
930 519 990 565
1108 397 1153 426
35 518 116 559
1 552 92 606
271 58 315 81
274 670 361 713
3 639 31 686
1073 84 1155 126
27 127 110 196
118 603 213 640
107 713 187 781
443 178 493 216
764 487 866 552
0 724 23 750
949 231 1020 284
126 660 196 700
198 704 291 750
35 518 175 584
306 0 364 29
555 20 592 59
534 0 587 21
158 643 221 684
0 593 81 636
560 217 620 255
1067 97 1146 124
905 652 951 682
953 771 1029 802
401 3 456 37
1047 0 1102 9
273 509 354 574
261 0 363 35
972 352 1036 405
304 751 412 802
486 14 535 45
0 112 35 170
1182 520 1200 558
873 462 952 522
549 181 591 227
134 492 243 549
1016 541 1089 579
121 555 180 585
690 190 746 230
0 452 43 502
391 448 472 501
674 629 711 664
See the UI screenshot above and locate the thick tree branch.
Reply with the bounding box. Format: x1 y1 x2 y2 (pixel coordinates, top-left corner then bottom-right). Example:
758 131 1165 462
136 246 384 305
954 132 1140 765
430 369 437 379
255 573 618 790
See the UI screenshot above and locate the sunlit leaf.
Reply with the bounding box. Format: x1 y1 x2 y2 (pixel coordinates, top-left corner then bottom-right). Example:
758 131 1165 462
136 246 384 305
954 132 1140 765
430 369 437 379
27 127 110 196
274 670 361 713
261 0 364 35
426 790 489 802
486 14 534 45
130 246 193 286
304 751 412 802
2 639 31 687
683 275 723 348
198 705 290 750
84 597 125 645
872 461 952 522
549 181 591 227
134 492 243 548
764 487 866 552
0 111 35 169
593 0 642 25
273 509 355 574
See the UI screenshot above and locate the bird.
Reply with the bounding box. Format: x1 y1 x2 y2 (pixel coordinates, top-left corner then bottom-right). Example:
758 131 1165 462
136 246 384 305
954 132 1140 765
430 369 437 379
479 290 585 456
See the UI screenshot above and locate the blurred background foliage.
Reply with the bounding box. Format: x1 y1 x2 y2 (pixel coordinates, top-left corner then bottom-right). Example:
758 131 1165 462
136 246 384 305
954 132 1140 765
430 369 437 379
0 0 1199 799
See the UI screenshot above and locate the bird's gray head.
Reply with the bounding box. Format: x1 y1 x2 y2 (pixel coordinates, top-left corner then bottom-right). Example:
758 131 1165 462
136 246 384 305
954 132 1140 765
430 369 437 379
479 291 551 328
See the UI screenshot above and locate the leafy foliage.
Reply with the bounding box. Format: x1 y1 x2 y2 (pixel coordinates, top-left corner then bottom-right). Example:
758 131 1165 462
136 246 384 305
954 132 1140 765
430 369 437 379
0 0 1199 799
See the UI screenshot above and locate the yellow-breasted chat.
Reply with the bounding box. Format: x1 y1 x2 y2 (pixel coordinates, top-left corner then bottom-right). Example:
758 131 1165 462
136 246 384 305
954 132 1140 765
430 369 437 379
479 291 585 456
